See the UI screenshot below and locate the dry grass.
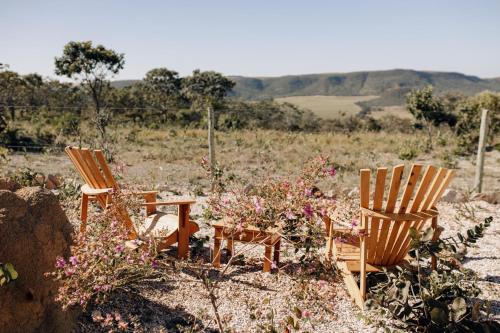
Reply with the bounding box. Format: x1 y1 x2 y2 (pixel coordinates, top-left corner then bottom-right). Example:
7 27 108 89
2 126 499 195
275 95 378 119
370 105 414 119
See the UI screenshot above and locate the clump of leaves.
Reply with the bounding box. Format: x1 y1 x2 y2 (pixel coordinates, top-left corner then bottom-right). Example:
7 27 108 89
367 217 499 332
0 262 18 286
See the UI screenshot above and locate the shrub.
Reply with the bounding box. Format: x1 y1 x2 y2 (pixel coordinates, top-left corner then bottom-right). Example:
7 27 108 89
367 217 499 332
47 193 160 309
205 156 337 263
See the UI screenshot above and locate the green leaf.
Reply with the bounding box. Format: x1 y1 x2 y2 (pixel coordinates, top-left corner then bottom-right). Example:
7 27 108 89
430 307 449 326
450 297 467 322
4 263 18 280
422 227 434 242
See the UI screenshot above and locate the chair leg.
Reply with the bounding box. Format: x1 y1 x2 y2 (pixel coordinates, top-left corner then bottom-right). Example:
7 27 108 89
263 244 272 272
273 239 281 265
213 228 222 268
226 238 234 257
431 216 438 270
80 194 89 233
359 214 368 301
177 204 190 259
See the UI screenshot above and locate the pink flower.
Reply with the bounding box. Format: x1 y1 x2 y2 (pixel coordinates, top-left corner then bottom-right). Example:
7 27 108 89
118 321 128 330
91 310 104 322
303 204 313 219
271 261 277 270
69 256 79 266
115 244 124 254
55 257 66 268
302 310 312 318
305 188 313 196
318 280 327 289
351 219 359 228
327 166 337 177
237 223 244 233
103 313 114 326
285 210 296 220
253 196 263 214
151 259 158 269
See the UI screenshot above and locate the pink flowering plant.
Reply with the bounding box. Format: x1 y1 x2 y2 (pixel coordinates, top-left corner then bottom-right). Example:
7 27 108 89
47 192 160 309
206 156 337 262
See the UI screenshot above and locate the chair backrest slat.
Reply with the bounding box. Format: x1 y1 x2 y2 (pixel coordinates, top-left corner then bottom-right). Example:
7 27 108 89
80 149 108 189
366 168 387 262
381 164 423 264
372 165 404 264
94 150 118 189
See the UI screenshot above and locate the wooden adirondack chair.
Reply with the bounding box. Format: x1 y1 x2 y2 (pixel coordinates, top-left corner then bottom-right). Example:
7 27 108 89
326 164 454 309
65 146 199 259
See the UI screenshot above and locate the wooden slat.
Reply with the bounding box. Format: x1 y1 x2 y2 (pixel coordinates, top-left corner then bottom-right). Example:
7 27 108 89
373 164 404 264
393 165 439 263
346 261 382 272
367 168 387 262
420 168 448 211
69 148 100 189
65 147 92 185
428 169 455 209
359 169 371 209
80 149 107 189
337 261 365 309
94 149 118 189
381 164 422 264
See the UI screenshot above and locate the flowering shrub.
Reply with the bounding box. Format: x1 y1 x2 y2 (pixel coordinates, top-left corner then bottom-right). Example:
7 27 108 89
206 156 337 262
47 193 159 309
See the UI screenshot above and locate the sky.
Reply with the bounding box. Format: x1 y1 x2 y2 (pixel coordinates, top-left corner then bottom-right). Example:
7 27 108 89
1 0 500 80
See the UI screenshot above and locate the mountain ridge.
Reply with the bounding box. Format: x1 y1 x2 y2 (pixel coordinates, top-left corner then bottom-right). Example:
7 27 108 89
112 69 500 107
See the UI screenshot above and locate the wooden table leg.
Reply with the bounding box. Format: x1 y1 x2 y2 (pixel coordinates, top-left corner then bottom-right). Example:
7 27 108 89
213 228 222 268
273 239 281 265
263 243 272 272
177 204 190 259
227 238 234 257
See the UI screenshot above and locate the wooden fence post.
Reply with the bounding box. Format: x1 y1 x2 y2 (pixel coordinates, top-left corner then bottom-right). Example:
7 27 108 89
207 104 216 190
474 109 489 193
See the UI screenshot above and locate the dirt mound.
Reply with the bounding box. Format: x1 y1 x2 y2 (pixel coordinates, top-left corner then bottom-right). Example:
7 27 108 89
0 185 76 332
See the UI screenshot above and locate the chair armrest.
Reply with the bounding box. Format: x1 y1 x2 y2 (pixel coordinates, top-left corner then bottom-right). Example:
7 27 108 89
81 184 113 196
141 198 196 206
131 190 159 197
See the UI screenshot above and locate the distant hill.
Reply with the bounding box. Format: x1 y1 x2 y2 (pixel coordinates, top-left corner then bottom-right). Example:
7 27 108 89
113 69 500 109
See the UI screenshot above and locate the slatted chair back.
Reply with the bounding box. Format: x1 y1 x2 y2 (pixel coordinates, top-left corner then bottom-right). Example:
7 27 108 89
360 164 454 266
65 146 136 236
65 146 118 207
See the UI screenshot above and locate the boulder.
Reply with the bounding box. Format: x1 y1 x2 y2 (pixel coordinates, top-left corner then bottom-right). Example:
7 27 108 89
441 189 466 203
0 186 76 332
471 192 500 205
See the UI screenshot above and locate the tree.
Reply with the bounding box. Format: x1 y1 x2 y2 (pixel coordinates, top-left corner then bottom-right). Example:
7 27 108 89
54 41 124 147
0 70 25 121
182 70 235 184
406 86 451 149
455 91 500 155
143 68 182 122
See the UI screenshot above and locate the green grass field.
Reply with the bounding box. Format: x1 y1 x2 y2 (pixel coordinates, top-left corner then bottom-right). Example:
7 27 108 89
275 95 378 119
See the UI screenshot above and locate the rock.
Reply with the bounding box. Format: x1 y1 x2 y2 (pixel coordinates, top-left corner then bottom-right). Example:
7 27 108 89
441 189 466 203
471 192 500 204
0 179 21 192
45 174 61 190
0 186 77 332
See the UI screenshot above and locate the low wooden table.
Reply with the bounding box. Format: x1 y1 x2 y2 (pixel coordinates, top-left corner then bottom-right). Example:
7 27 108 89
212 222 281 272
